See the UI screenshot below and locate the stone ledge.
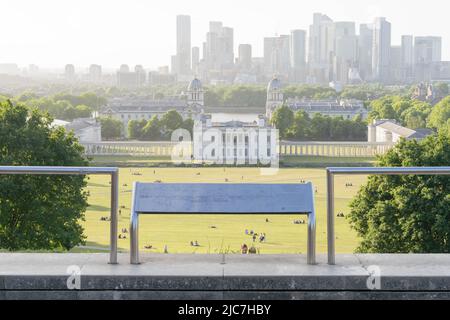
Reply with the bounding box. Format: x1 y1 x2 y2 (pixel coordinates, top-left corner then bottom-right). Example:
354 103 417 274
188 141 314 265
0 253 449 299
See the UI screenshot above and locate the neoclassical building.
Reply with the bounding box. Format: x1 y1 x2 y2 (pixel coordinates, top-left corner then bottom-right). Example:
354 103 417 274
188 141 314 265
265 77 368 120
99 78 205 136
193 113 278 165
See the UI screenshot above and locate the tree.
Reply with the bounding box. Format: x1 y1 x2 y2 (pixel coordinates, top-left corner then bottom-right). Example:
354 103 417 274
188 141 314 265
0 101 89 251
128 119 147 139
286 110 310 140
160 110 183 139
270 104 294 139
100 117 122 140
142 116 161 141
348 133 450 253
428 96 450 131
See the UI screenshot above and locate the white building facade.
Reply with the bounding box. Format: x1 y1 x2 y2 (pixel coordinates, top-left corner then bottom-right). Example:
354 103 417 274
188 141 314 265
193 114 278 165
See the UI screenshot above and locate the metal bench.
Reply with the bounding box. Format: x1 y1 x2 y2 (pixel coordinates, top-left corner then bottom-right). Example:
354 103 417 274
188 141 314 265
130 182 316 265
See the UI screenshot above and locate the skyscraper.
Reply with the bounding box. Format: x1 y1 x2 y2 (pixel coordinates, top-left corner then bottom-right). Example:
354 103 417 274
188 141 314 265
332 22 357 84
65 64 75 81
358 23 373 81
264 35 290 78
176 15 191 75
372 17 391 83
238 44 252 71
204 21 234 71
414 36 442 64
192 46 200 75
308 13 333 83
414 36 442 81
401 35 414 82
290 30 306 82
89 64 102 83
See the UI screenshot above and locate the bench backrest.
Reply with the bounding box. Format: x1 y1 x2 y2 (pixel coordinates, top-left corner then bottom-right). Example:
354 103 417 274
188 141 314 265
132 182 314 214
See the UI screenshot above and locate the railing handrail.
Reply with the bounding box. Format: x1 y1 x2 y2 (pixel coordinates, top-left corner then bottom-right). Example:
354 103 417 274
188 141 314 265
0 165 119 264
326 166 450 265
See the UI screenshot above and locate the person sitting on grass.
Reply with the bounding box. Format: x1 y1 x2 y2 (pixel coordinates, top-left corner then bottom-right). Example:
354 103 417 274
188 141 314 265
241 244 248 254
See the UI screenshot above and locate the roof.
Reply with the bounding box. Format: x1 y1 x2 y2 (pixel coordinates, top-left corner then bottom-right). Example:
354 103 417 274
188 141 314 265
188 78 202 91
65 118 100 132
287 99 366 113
267 77 282 91
377 121 416 137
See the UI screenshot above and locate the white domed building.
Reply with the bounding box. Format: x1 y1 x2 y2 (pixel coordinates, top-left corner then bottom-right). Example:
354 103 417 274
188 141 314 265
265 77 284 119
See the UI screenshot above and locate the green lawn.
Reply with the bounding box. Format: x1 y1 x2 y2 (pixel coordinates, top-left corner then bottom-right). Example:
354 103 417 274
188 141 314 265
83 167 366 254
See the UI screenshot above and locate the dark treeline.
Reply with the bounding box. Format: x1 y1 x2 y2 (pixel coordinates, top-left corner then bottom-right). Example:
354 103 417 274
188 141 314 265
100 110 194 141
271 105 367 141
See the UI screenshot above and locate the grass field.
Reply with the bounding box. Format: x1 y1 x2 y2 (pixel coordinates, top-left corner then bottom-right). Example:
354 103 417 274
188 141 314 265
82 167 367 254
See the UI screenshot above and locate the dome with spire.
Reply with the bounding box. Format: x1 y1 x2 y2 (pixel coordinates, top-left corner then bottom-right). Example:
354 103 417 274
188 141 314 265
188 78 202 91
267 77 282 91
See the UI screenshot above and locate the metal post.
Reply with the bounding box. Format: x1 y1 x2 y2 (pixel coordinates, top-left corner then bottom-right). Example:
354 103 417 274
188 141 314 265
109 170 119 264
326 169 335 265
307 183 316 265
130 182 140 264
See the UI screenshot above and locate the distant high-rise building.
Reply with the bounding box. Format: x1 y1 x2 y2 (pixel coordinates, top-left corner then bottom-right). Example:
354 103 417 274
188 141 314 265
192 46 200 75
89 64 102 82
414 36 442 64
308 13 334 83
358 23 373 80
117 64 145 88
289 30 306 82
264 35 290 78
175 15 191 75
390 46 402 83
401 35 414 82
204 21 234 73
238 44 252 71
372 17 391 83
65 64 75 81
414 36 442 81
332 22 357 84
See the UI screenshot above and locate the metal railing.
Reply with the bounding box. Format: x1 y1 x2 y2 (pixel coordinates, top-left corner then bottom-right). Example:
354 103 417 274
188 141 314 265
0 166 119 264
326 166 450 265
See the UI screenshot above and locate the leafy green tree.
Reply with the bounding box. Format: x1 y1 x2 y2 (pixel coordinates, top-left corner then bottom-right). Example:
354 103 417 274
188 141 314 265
368 96 399 121
0 101 89 251
270 104 294 139
128 119 147 139
160 110 183 139
181 118 195 136
428 96 450 131
100 117 122 140
286 110 310 140
142 116 161 141
348 133 450 253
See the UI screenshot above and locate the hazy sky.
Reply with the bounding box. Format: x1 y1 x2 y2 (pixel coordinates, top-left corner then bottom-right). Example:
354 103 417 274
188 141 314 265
0 0 448 71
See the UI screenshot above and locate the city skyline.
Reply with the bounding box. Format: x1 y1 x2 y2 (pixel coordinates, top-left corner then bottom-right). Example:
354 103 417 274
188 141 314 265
0 0 449 69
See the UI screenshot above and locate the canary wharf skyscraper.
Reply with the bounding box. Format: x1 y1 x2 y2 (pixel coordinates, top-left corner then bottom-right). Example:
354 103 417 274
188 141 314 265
176 15 191 75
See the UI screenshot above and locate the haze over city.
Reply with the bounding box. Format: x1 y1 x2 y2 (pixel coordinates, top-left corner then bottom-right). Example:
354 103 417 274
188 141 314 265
0 0 449 69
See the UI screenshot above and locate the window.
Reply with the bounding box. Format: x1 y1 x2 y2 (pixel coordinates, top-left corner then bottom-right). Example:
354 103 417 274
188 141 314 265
211 136 215 142
211 149 215 157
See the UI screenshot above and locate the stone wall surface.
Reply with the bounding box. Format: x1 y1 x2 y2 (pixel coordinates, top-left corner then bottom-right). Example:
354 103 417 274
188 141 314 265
0 253 449 299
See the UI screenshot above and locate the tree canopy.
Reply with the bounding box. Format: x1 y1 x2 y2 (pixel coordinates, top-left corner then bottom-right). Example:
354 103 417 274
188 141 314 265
348 133 450 253
0 101 89 251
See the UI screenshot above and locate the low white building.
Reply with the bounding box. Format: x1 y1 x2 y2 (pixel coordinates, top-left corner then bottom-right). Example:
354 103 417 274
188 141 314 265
52 118 102 143
286 98 368 120
193 114 278 165
368 119 433 143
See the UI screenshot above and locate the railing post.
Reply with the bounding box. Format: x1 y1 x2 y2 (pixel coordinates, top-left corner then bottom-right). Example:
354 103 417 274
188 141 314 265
109 169 119 264
130 182 140 264
326 169 335 265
